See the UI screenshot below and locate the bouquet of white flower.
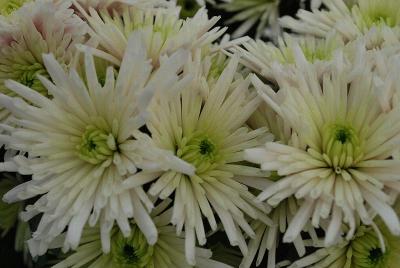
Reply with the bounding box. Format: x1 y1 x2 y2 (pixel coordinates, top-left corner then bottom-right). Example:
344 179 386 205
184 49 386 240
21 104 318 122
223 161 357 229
1 0 400 268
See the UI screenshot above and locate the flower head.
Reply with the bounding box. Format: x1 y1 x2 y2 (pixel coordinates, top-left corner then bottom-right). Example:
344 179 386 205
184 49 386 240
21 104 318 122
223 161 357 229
144 53 272 265
234 32 344 81
1 32 194 256
74 1 224 67
289 222 400 268
0 0 87 121
280 0 400 47
245 42 400 247
51 200 231 268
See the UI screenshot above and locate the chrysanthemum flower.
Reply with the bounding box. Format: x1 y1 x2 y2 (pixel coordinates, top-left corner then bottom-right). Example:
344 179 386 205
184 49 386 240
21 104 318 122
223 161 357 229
0 0 87 121
218 0 280 39
143 54 272 265
280 0 400 47
288 222 400 268
51 200 231 268
1 32 194 257
233 33 344 81
74 1 224 67
245 43 400 247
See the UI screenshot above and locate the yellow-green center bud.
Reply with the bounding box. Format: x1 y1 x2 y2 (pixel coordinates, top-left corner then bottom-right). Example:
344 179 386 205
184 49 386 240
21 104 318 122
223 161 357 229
351 226 389 268
0 0 30 16
111 226 154 268
321 123 363 173
77 125 115 165
177 133 221 174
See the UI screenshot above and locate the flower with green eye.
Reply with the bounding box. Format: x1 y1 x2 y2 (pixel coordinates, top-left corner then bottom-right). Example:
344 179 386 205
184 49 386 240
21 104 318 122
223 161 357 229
0 0 87 121
281 0 400 47
234 32 344 82
144 54 272 265
288 222 400 268
74 1 224 67
51 201 232 268
246 42 400 248
2 32 194 258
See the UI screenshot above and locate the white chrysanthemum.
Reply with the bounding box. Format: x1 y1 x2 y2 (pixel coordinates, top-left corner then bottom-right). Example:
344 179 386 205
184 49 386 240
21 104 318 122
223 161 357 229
288 222 400 268
245 43 400 248
280 0 400 47
74 1 224 66
233 33 344 82
1 32 195 257
218 0 280 39
143 54 272 265
0 0 87 121
50 200 231 268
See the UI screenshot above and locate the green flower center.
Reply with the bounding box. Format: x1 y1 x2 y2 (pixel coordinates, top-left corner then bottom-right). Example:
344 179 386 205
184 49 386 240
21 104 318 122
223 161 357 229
199 138 215 156
356 0 400 29
18 65 45 87
302 44 334 63
122 244 139 264
77 125 116 165
334 127 352 144
2 63 49 97
177 133 221 174
351 227 389 268
368 248 384 264
111 226 154 268
0 0 29 16
276 37 339 65
321 123 363 173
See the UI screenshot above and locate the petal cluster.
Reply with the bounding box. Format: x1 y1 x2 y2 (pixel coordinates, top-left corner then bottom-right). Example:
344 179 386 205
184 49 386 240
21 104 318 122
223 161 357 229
2 1 400 268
